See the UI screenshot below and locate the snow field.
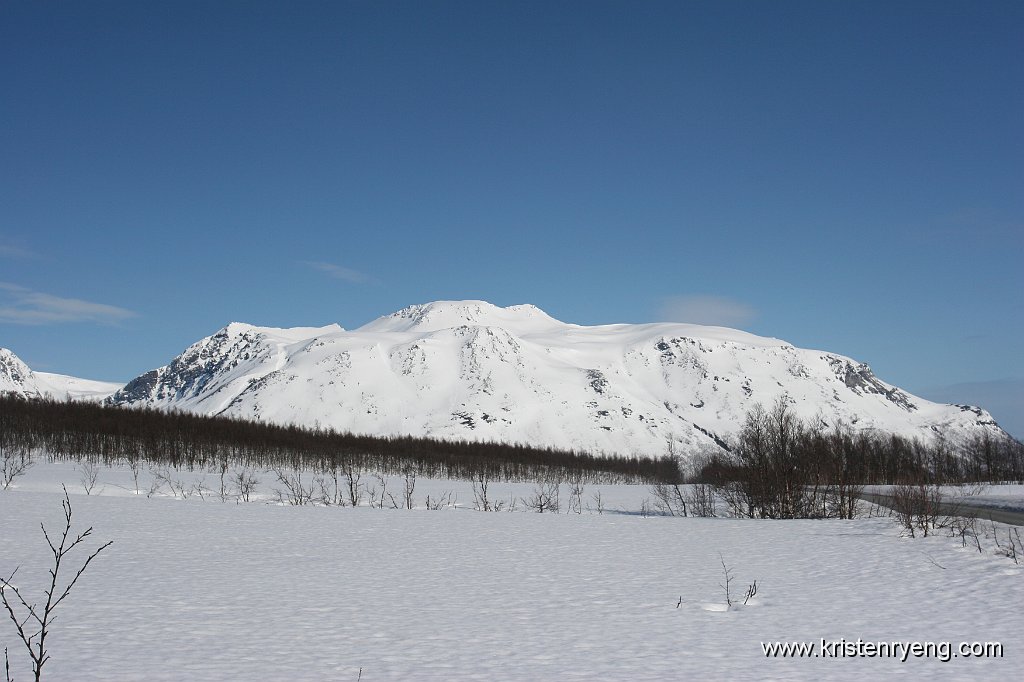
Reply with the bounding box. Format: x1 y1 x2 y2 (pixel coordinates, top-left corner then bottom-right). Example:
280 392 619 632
1 461 1022 680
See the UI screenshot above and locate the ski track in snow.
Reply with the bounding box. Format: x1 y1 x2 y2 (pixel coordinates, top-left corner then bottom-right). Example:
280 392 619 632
1 463 1022 681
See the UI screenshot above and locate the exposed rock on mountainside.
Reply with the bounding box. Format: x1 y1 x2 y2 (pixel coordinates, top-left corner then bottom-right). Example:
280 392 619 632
101 300 1008 456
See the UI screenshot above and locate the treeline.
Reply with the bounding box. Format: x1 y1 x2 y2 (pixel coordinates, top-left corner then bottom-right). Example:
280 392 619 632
3 394 1019 499
0 394 670 484
693 400 1024 519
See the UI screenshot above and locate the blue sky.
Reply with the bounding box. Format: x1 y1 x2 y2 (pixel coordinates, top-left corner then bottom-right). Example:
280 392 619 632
1 1 1021 435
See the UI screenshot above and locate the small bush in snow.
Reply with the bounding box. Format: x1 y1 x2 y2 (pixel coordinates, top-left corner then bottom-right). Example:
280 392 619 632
1 488 112 681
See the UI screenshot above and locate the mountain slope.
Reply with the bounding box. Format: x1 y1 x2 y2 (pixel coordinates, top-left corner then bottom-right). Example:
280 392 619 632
0 348 122 401
106 301 1006 456
0 348 39 399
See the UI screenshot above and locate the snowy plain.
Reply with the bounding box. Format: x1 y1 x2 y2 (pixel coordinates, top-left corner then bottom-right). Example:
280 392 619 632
1 461 1022 681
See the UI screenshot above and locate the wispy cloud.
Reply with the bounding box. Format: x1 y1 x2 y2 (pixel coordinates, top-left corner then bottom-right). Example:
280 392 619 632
0 243 38 260
0 282 136 325
917 209 1023 242
301 261 377 285
658 295 757 328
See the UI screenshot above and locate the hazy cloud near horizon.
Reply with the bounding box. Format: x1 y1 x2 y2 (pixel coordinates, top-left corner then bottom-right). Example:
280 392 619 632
658 295 757 328
0 283 135 325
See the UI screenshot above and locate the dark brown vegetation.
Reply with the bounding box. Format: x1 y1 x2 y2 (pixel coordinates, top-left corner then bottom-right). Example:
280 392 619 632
2 394 1019 514
693 399 1023 519
0 395 669 484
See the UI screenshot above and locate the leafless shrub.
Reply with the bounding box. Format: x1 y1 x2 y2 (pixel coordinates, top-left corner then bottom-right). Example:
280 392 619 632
472 474 492 511
271 467 315 506
368 475 399 507
151 467 191 499
473 486 509 511
717 553 758 609
588 490 605 515
719 553 735 607
124 455 143 495
215 458 231 502
366 473 401 509
651 482 688 516
891 484 944 537
949 514 982 552
651 440 688 516
343 463 362 507
523 480 560 513
233 468 260 503
718 482 749 518
639 498 652 517
743 580 758 605
994 525 1023 565
821 481 864 519
78 460 100 496
314 463 346 506
401 465 416 510
193 476 216 500
145 472 163 498
565 476 584 514
425 491 454 510
366 474 383 509
1 448 33 491
1 487 112 681
687 483 717 517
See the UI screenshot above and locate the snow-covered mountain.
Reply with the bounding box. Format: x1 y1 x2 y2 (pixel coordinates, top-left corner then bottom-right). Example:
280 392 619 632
0 348 122 401
104 300 1007 456
0 348 38 398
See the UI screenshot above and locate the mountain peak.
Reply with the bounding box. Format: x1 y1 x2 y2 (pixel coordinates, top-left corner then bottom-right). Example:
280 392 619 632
217 322 344 342
358 300 564 334
0 347 37 397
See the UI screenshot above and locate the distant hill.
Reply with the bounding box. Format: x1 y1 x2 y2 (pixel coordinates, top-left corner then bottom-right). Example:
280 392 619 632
0 348 122 401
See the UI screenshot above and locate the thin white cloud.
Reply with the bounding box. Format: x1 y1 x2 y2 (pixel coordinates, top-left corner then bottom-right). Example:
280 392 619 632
301 261 377 285
0 282 135 325
0 243 37 259
658 295 757 328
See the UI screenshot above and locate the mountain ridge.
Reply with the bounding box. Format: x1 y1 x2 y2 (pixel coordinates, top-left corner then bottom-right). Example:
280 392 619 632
83 300 1008 456
2 301 1009 455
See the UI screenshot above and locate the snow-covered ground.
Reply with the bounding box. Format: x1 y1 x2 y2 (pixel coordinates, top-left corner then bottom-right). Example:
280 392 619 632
33 372 123 401
2 461 1022 680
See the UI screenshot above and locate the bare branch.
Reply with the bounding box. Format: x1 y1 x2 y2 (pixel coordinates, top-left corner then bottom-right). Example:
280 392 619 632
1 488 112 680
